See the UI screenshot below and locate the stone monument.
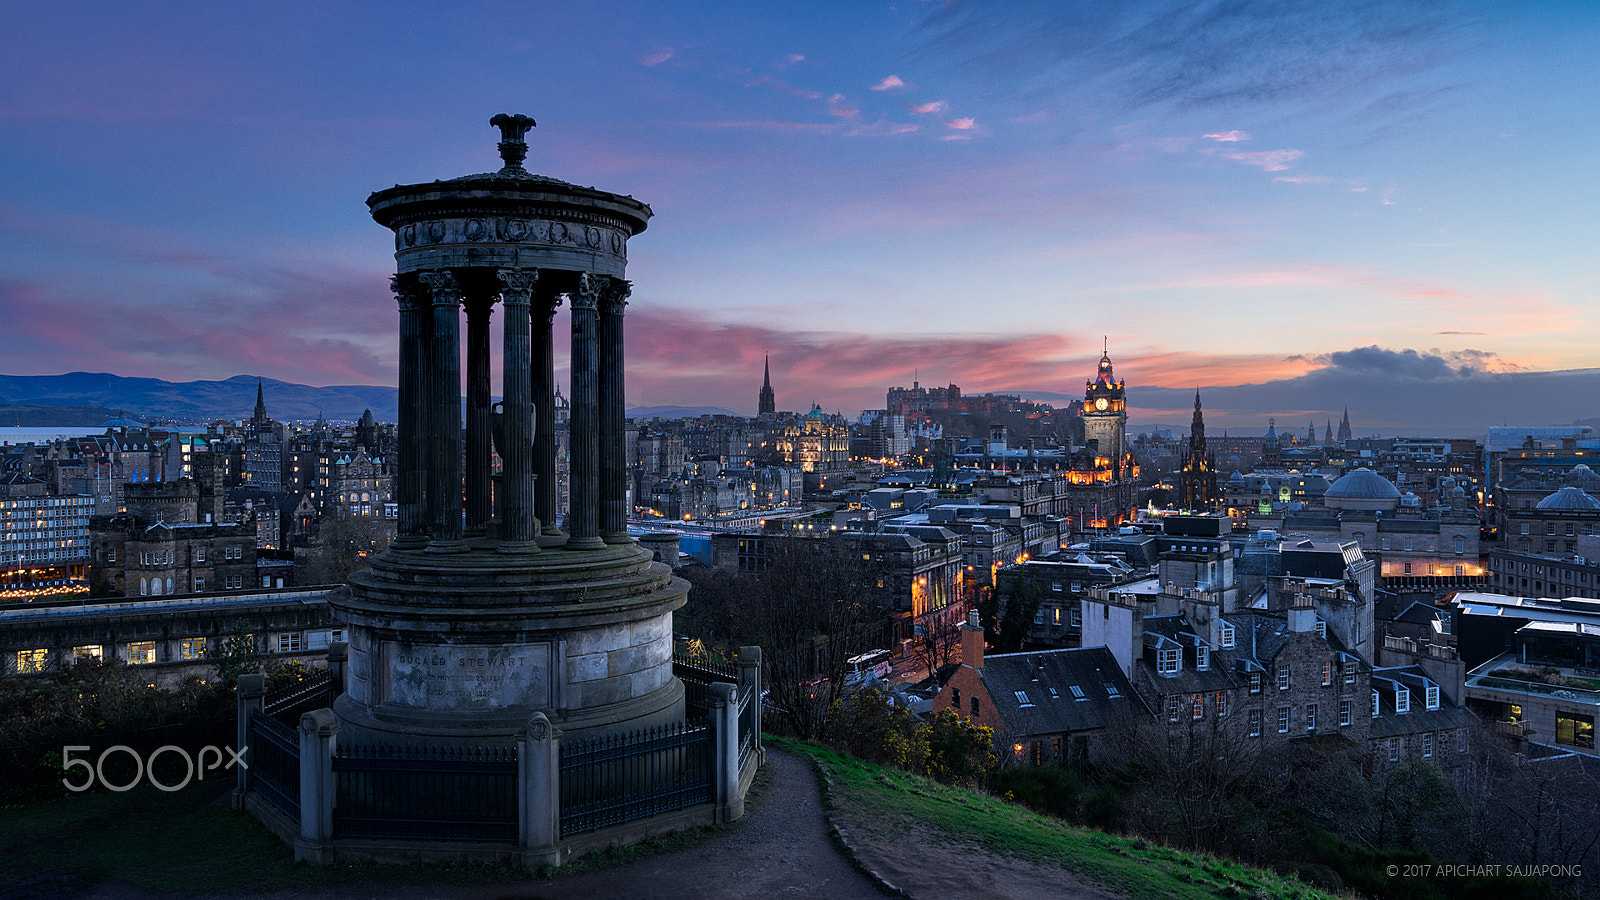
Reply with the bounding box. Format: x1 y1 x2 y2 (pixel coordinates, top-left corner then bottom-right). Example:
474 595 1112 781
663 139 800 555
331 114 688 745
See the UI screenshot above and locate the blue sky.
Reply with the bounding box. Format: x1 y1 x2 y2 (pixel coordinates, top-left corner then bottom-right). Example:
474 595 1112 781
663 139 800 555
2 1 1597 432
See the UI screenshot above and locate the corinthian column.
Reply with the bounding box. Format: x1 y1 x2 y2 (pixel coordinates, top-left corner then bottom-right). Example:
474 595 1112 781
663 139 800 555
599 279 632 544
464 288 494 532
391 276 429 550
418 269 466 551
497 267 539 552
533 286 562 535
567 273 604 550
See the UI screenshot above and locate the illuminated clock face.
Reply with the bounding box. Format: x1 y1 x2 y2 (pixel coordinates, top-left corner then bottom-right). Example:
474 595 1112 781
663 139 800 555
1094 398 1109 411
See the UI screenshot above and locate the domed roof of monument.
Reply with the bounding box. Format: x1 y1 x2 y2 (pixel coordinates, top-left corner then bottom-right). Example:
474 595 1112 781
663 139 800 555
100 417 148 429
1566 465 1600 492
1537 485 1600 511
1326 468 1401 501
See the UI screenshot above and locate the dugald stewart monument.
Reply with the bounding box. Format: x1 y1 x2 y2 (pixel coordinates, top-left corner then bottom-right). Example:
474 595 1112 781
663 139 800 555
239 115 760 866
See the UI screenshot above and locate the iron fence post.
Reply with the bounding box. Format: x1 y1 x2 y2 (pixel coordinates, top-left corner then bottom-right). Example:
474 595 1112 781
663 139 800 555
738 645 763 766
520 712 562 868
234 673 265 808
295 709 338 863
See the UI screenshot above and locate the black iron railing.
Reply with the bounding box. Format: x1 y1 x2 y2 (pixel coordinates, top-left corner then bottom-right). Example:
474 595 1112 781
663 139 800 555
249 710 300 820
737 683 757 772
264 670 335 725
332 743 519 842
559 720 712 837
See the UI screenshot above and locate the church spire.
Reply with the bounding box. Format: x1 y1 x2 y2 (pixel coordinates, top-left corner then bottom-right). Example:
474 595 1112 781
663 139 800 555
757 354 776 416
254 378 267 422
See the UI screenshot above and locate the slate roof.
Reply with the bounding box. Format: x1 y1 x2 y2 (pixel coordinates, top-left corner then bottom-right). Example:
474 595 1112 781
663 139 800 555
978 647 1137 739
1369 666 1473 738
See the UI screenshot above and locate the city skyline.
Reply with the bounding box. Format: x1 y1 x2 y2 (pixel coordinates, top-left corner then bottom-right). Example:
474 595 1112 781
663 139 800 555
2 2 1597 432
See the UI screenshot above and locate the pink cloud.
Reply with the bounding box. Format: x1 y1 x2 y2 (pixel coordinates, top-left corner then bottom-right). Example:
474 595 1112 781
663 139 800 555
871 75 906 91
1274 174 1331 184
639 47 674 67
1223 149 1304 172
943 117 976 130
903 100 947 115
780 53 806 66
743 75 822 101
1204 130 1251 142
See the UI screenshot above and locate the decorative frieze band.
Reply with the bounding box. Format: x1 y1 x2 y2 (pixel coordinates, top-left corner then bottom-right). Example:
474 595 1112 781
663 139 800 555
396 217 627 259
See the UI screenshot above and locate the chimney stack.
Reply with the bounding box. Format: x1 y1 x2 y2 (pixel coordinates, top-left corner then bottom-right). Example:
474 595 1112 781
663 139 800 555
962 609 984 670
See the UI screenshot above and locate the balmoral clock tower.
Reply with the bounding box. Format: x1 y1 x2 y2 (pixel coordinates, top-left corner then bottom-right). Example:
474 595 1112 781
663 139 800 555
1083 346 1127 474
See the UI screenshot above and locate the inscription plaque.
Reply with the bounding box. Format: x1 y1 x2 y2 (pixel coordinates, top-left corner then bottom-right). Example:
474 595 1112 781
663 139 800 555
382 642 552 709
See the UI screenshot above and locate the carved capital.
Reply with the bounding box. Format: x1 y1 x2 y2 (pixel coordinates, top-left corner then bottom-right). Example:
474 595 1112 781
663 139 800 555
390 276 424 312
571 272 605 312
417 270 460 307
600 278 631 318
497 267 537 305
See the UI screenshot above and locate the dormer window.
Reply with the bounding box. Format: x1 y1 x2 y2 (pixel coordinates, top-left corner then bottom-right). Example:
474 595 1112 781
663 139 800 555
1426 685 1439 710
1157 646 1181 676
1219 622 1235 649
1372 690 1381 718
1014 690 1034 707
1195 644 1210 671
1249 672 1262 694
1396 686 1410 714
1315 618 1326 639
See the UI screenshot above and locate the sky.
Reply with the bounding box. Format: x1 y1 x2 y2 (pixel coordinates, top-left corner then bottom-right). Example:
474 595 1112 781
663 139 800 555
1 1 1598 435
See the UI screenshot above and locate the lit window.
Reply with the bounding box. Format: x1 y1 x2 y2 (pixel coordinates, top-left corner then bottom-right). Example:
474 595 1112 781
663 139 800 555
277 633 302 653
128 642 158 665
73 645 102 662
1192 693 1204 719
179 638 206 660
15 649 48 674
1321 661 1332 686
1214 690 1226 717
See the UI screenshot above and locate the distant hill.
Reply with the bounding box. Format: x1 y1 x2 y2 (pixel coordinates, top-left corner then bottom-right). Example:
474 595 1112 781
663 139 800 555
0 373 397 424
627 405 740 419
0 403 134 427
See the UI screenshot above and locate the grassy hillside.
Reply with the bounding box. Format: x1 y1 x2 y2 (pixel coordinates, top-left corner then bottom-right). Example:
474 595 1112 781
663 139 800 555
778 737 1339 900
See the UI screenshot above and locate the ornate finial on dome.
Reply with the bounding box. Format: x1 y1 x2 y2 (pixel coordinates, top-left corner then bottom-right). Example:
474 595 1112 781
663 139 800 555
490 113 537 174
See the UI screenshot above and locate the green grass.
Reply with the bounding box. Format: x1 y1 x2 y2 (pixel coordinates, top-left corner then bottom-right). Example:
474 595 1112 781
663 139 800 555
774 736 1339 900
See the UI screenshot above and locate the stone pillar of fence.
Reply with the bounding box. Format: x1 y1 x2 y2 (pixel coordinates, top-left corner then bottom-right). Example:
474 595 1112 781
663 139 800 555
326 642 348 697
709 682 742 824
519 712 562 868
295 709 339 864
738 645 764 767
233 673 265 808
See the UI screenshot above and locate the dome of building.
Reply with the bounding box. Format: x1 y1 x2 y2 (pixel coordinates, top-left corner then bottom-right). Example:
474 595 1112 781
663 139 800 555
1566 465 1600 492
1536 485 1600 511
99 417 148 429
1326 468 1401 500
